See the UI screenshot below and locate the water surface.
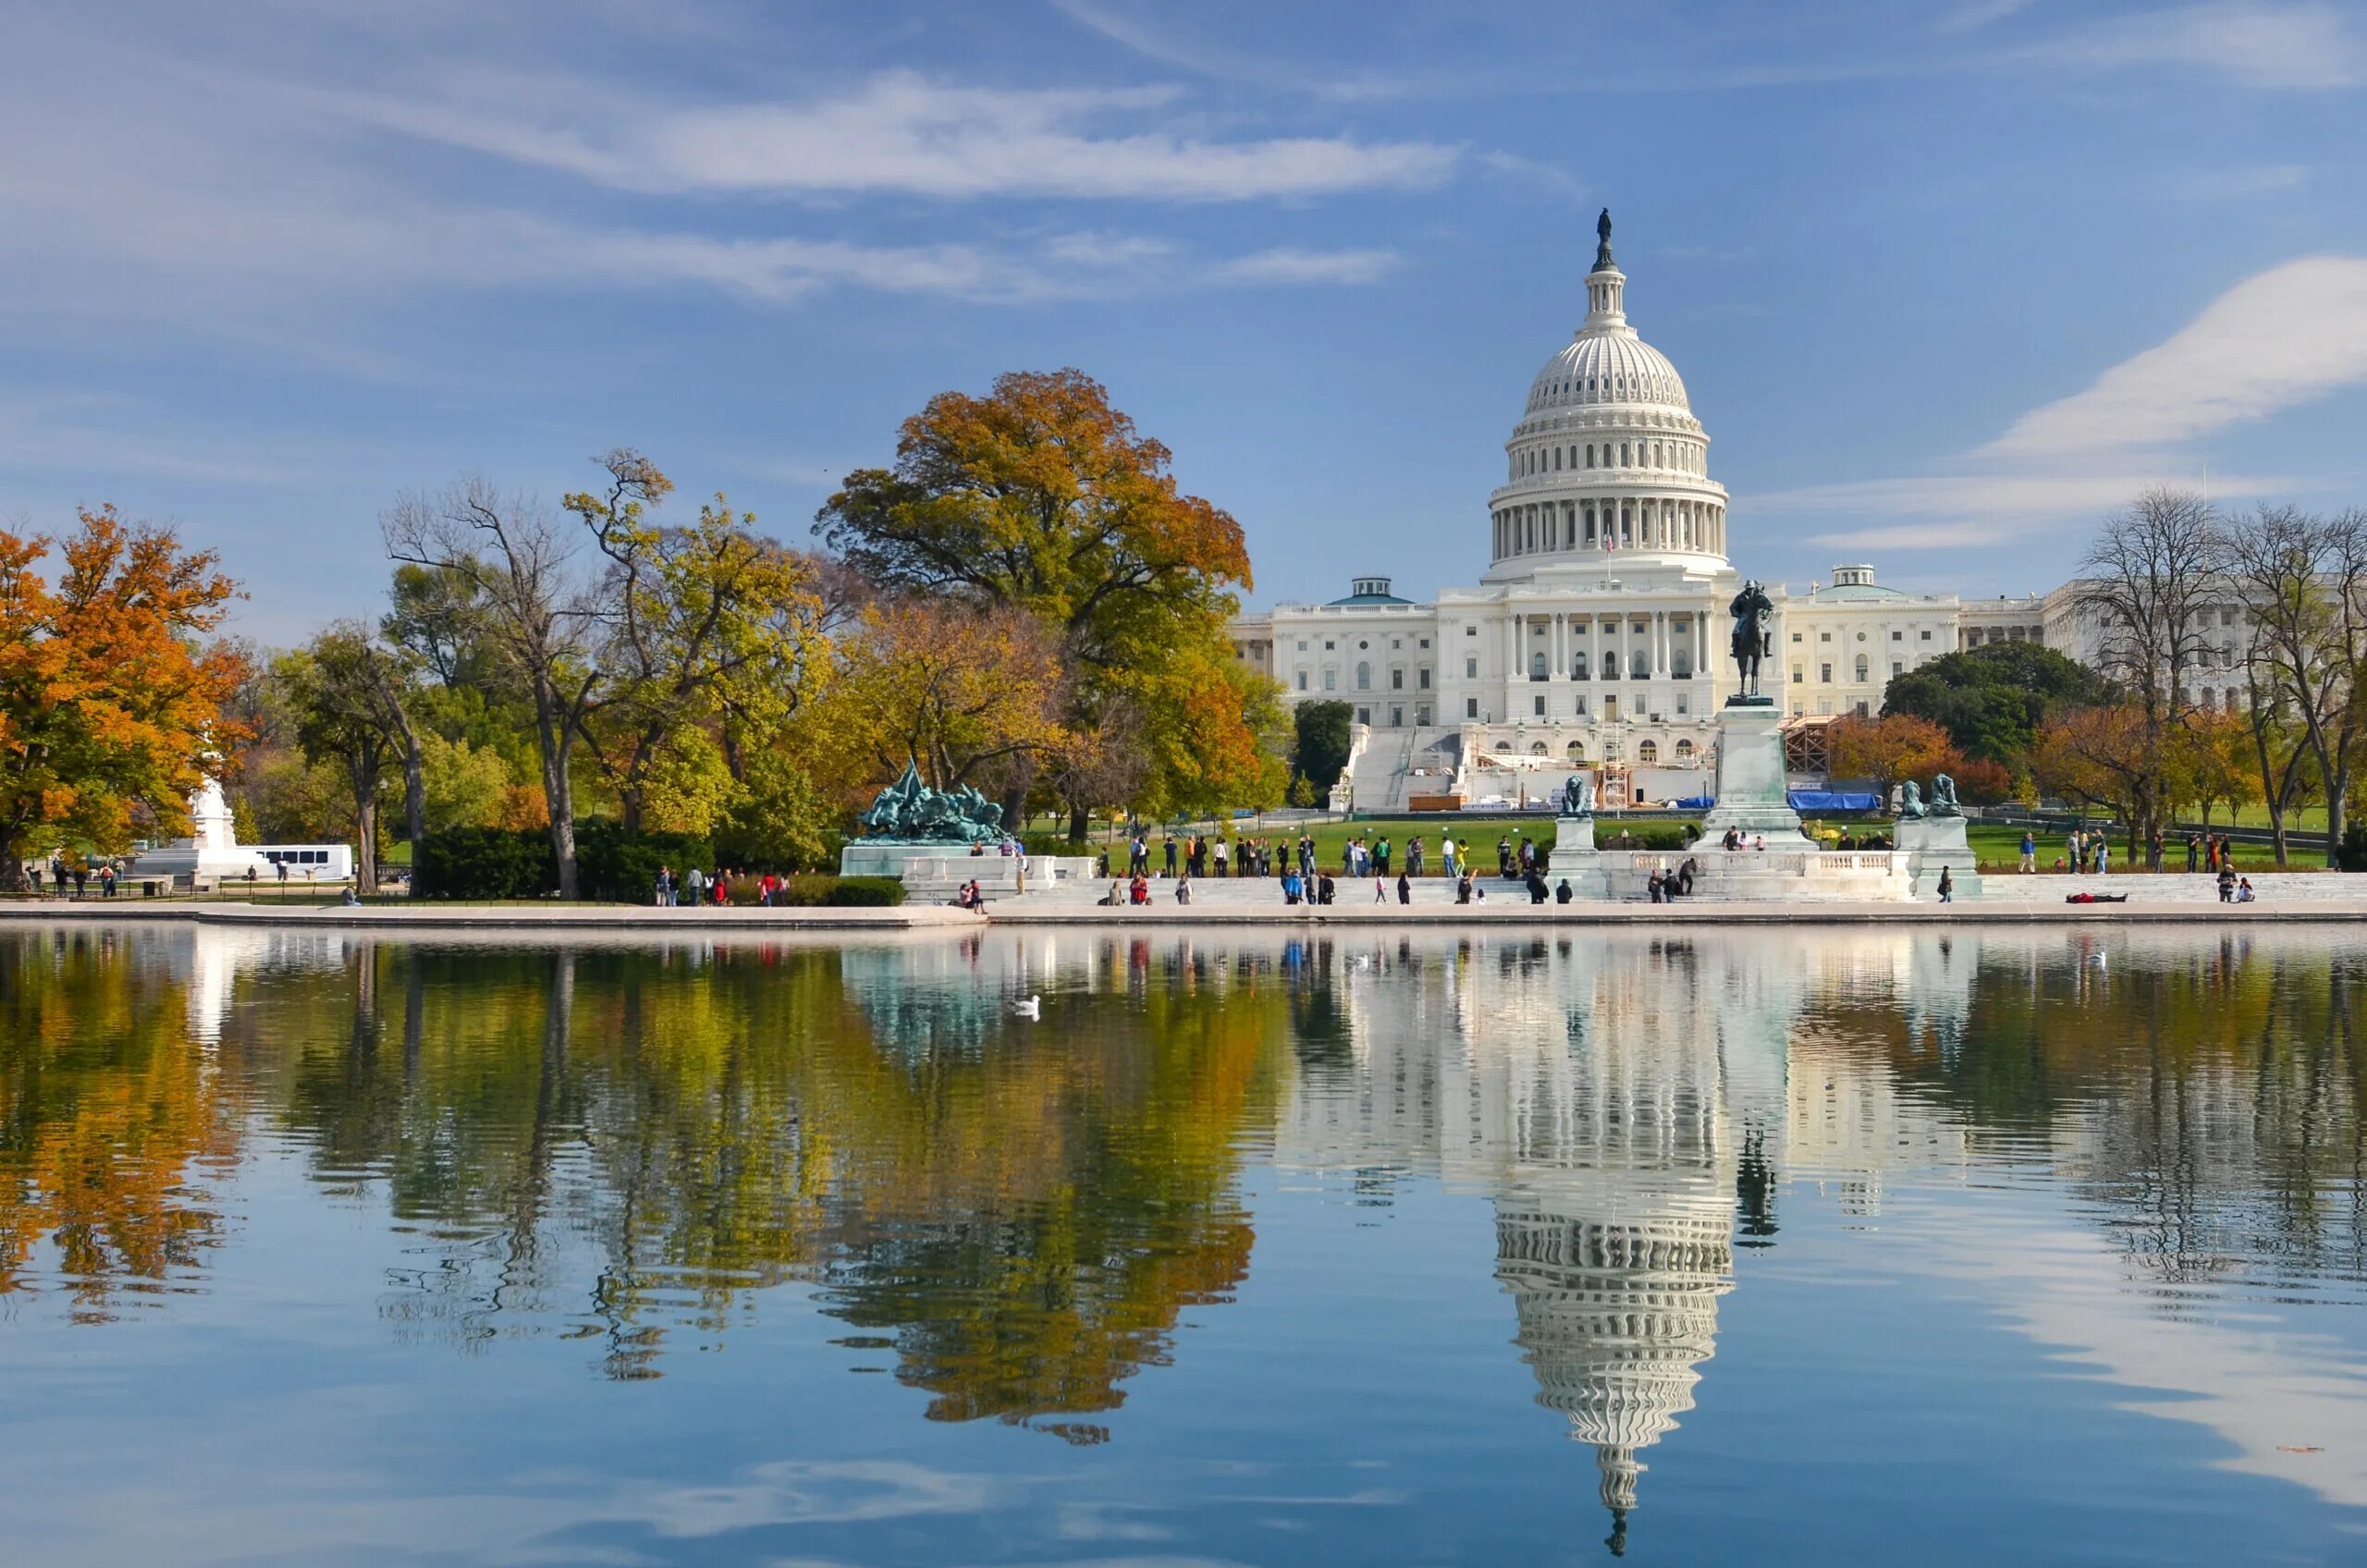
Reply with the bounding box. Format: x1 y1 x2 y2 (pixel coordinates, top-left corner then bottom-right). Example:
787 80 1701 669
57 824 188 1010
3 922 2363 1564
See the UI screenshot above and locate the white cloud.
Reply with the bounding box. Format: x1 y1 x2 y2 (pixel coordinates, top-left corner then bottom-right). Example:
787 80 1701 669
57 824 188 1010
1208 248 1399 286
1745 472 2296 549
2043 2 2366 89
1984 256 2367 456
2171 164 2311 200
325 70 1459 202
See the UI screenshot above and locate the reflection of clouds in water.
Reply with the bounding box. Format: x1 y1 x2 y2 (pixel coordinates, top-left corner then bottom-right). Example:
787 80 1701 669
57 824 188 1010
606 1458 994 1535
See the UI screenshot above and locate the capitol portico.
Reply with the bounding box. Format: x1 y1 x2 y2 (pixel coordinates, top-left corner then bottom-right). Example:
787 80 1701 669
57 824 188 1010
1230 212 1968 810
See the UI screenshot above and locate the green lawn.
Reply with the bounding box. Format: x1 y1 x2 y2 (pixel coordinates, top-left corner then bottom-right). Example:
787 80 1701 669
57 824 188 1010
1948 822 2327 874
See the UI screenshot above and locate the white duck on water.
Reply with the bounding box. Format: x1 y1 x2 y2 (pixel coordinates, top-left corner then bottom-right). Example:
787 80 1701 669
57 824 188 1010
1012 995 1041 1019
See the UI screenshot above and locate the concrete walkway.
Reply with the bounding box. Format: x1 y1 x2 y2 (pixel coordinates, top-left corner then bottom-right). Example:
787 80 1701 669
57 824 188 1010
0 900 985 931
6 888 2361 929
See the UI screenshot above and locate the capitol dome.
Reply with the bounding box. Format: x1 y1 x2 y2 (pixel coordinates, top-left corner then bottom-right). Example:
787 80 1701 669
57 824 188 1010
1487 211 1729 574
1526 329 1690 415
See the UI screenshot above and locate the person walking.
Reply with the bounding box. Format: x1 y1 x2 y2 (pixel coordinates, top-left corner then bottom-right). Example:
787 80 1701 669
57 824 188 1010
2067 827 2081 874
2018 831 2036 874
1938 865 1955 903
1407 838 1425 878
1397 872 1412 905
1163 836 1177 877
1213 838 1228 877
2147 827 2163 872
2096 839 2110 876
2186 832 2201 874
1441 836 1458 879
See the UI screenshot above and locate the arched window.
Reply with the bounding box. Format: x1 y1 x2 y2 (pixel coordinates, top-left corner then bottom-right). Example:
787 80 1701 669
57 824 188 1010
1637 740 1658 763
1572 650 1589 680
1553 447 1563 471
1621 442 1631 466
1603 649 1621 679
1854 655 1869 682
1675 739 1695 762
1586 445 1596 468
1566 740 1586 759
1530 652 1549 680
1530 741 1549 756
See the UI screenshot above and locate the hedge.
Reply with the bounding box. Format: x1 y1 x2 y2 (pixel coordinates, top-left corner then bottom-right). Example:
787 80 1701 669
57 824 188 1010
712 874 904 906
411 827 555 899
576 819 713 903
2339 826 2367 874
1590 822 1702 851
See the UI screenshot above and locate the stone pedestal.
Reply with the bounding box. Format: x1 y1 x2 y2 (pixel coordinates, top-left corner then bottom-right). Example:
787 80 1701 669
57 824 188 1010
1544 815 1612 897
1699 700 1813 848
1895 815 1983 900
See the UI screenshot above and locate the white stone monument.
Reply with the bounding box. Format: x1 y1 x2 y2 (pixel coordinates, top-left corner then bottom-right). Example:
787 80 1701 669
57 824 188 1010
129 779 269 883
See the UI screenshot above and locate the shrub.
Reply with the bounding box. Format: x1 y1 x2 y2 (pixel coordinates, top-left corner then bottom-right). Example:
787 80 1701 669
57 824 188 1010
576 819 713 903
1591 822 1700 851
2339 826 2367 874
411 826 554 899
692 873 904 907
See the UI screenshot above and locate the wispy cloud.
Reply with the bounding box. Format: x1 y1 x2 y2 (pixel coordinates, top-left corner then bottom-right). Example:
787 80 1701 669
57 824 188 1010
1984 255 2367 455
322 70 1459 202
1748 472 2296 549
2170 164 2311 201
1209 248 1399 286
2041 1 2366 89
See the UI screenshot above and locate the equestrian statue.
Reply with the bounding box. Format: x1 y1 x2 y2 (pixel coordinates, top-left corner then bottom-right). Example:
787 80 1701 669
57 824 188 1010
1727 580 1774 703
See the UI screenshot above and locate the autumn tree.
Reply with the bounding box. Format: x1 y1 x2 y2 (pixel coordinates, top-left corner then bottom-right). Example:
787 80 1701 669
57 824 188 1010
816 369 1269 836
814 600 1069 797
385 479 602 897
2072 488 2224 845
2032 704 2151 833
0 508 246 889
1824 713 1954 802
568 478 830 837
2222 505 2367 866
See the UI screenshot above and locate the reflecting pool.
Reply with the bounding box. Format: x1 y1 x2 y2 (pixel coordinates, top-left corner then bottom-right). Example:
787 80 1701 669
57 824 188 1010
3 922 2365 1564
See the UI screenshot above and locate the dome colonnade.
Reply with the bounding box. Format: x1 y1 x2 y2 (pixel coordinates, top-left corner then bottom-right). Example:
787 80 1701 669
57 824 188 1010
1488 227 1728 569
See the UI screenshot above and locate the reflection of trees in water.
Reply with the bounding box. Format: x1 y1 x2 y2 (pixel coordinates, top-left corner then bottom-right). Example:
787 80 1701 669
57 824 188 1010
232 937 1284 1416
0 928 233 1320
1847 937 2367 1294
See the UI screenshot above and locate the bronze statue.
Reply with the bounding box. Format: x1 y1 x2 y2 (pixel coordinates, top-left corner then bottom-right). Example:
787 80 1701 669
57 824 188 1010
1900 779 1925 819
858 758 1005 843
1727 580 1773 699
1561 774 1596 817
1930 774 1962 817
1594 208 1614 272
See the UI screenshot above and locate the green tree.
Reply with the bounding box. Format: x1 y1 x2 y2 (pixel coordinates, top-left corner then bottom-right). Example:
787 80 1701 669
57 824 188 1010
280 624 417 894
1292 700 1355 791
1883 642 2111 764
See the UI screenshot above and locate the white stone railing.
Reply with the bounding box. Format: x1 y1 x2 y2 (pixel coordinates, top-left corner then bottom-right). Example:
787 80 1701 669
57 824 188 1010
1594 850 1907 876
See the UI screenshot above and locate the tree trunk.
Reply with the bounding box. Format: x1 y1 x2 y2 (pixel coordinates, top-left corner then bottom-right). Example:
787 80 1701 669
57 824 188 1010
533 681 578 900
354 784 379 896
1068 803 1091 844
401 736 425 850
0 830 21 893
2327 775 2349 872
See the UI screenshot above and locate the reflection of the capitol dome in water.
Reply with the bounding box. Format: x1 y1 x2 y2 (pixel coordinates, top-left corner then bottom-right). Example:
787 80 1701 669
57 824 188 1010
1276 932 1861 1550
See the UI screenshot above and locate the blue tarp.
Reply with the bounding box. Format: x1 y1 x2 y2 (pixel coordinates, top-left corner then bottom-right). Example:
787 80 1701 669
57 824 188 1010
1787 790 1881 813
1671 795 1716 811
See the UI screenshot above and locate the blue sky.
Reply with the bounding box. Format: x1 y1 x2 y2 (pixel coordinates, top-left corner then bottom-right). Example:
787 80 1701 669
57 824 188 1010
4 0 2364 641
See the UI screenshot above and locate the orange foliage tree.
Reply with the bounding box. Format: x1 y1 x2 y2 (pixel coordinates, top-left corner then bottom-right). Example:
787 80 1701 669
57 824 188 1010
817 369 1282 833
0 508 246 888
1824 713 1955 802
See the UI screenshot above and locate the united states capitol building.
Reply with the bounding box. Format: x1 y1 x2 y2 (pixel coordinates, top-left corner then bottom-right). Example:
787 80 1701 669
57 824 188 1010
1226 214 2190 811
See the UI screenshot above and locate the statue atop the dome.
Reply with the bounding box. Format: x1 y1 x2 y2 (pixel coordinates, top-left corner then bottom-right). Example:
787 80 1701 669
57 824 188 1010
1726 580 1774 703
1593 207 1615 272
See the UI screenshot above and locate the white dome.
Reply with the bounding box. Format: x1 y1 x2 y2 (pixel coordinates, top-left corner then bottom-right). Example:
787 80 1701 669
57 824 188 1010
1527 331 1690 414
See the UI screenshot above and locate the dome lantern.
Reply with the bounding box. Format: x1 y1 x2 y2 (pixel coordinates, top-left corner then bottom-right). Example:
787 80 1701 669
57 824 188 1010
1586 207 1626 327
